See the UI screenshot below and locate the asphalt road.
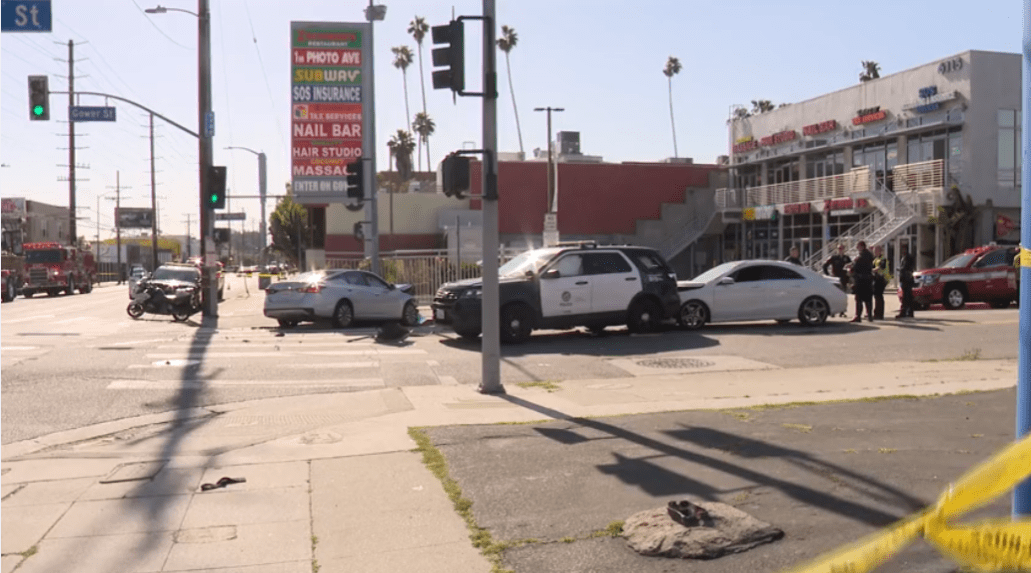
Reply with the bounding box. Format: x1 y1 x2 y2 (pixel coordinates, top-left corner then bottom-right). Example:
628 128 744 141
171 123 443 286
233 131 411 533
1 273 1021 445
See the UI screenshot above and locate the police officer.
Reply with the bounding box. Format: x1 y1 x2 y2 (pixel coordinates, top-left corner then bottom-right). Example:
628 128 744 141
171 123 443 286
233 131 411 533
823 244 851 317
849 241 874 323
871 245 888 320
896 246 916 319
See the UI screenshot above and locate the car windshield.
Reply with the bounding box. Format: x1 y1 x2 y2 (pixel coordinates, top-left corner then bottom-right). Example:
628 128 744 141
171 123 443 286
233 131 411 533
690 262 737 283
939 253 979 269
498 250 552 278
150 267 200 282
25 250 63 264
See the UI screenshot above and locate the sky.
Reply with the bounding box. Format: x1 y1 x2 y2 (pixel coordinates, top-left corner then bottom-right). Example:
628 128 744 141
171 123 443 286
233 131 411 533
0 0 1023 244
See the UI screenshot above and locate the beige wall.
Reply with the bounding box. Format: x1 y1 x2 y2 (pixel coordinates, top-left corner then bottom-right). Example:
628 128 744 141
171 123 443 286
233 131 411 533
326 191 470 235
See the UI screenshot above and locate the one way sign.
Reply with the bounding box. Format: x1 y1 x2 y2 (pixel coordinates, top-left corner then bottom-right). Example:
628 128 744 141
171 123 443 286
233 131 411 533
1 0 52 32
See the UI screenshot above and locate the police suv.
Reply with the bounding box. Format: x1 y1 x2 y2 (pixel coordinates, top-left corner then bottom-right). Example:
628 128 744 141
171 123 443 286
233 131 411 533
432 242 680 343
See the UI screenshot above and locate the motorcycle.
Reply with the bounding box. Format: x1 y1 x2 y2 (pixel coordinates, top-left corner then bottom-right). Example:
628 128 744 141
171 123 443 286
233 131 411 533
127 280 200 322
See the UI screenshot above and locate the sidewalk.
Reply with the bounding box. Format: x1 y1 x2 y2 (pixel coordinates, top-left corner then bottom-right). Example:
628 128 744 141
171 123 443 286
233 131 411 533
1 342 1020 573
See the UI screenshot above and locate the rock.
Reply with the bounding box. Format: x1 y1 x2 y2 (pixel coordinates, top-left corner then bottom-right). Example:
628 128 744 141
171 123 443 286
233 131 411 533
623 501 784 559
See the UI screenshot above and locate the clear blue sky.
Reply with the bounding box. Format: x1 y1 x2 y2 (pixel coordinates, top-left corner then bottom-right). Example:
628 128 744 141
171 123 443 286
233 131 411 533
0 0 1022 241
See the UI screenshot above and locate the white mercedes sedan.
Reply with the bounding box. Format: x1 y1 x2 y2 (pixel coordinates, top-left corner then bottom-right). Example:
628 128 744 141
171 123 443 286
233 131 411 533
676 260 847 329
263 269 419 329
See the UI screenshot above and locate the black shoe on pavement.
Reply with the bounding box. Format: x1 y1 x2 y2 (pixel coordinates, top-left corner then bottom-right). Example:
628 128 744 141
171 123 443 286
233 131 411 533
850 316 862 323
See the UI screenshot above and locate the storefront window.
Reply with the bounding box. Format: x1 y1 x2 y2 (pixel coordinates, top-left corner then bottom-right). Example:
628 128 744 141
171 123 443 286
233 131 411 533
999 109 1018 188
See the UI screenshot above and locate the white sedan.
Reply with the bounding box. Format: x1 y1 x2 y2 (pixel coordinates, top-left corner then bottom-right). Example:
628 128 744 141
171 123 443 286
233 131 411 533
676 260 847 329
263 269 419 329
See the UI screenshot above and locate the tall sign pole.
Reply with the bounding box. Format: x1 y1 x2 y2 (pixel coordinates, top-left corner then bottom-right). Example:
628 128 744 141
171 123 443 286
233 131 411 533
258 152 267 255
365 8 380 276
1015 0 1031 518
67 39 76 245
478 0 502 394
198 0 216 316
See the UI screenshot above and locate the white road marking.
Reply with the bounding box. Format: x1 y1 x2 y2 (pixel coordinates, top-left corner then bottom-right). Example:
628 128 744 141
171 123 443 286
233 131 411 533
279 361 379 369
108 338 175 347
0 346 37 351
54 316 88 324
153 341 373 349
3 315 54 324
107 378 384 390
438 376 459 385
144 349 426 359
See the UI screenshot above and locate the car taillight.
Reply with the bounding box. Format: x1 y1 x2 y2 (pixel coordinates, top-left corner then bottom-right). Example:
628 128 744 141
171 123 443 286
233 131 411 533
300 284 321 293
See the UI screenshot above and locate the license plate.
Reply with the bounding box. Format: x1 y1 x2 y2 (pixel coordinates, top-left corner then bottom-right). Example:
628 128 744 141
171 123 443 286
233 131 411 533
435 309 445 320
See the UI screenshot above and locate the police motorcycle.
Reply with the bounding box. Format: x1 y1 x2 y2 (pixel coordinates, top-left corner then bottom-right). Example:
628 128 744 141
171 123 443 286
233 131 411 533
127 271 201 322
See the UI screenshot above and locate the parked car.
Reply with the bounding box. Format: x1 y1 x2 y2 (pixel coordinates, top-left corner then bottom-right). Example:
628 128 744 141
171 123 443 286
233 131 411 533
676 260 847 329
432 242 681 343
127 264 148 298
263 269 419 328
905 244 1019 310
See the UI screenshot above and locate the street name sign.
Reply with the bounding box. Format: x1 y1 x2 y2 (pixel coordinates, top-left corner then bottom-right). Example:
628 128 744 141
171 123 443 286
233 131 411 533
70 106 116 122
1 0 51 32
215 212 246 221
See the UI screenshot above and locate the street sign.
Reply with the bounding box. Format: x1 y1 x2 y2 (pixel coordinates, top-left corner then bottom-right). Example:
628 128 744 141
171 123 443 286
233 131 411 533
204 111 215 137
1 0 51 32
215 212 246 221
543 213 557 232
70 106 116 122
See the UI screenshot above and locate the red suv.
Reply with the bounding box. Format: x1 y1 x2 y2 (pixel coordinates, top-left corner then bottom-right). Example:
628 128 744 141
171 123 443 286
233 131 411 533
905 245 1018 310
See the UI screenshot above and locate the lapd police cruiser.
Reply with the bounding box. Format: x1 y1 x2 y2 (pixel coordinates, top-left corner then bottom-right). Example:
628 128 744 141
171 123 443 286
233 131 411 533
432 242 681 343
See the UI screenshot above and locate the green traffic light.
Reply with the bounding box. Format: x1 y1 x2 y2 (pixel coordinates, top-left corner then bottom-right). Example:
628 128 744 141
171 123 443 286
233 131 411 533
210 193 219 203
32 105 44 116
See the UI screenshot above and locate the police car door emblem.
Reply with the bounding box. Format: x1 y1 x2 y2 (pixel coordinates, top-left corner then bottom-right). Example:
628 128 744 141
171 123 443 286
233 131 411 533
561 291 571 303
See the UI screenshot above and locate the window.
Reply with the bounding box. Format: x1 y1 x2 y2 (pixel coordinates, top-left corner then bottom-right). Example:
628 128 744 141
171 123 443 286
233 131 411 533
364 273 390 289
630 251 671 273
760 266 804 280
344 271 368 286
975 250 1008 268
732 265 764 283
552 254 584 277
998 109 1021 188
584 252 632 275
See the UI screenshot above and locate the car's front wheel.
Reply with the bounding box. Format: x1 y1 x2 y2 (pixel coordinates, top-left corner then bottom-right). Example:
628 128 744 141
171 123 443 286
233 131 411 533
798 296 830 326
2 278 15 302
678 300 708 330
401 301 420 326
943 285 966 310
500 303 533 343
627 299 661 334
332 300 354 328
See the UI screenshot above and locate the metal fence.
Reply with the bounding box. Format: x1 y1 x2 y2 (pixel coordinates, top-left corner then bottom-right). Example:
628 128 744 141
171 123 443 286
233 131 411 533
325 248 523 305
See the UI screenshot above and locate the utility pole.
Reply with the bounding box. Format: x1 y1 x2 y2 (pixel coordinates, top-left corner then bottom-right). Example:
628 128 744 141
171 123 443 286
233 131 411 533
182 213 192 258
198 0 216 316
149 113 159 271
364 1 381 276
479 0 502 394
67 40 77 244
1015 0 1031 518
106 172 128 283
534 106 563 247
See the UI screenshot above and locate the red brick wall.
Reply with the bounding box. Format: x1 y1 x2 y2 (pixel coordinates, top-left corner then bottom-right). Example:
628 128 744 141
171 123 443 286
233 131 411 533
325 233 441 254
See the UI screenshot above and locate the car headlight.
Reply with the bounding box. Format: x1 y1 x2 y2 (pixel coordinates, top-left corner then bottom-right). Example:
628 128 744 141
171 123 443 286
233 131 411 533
461 288 482 299
922 274 940 285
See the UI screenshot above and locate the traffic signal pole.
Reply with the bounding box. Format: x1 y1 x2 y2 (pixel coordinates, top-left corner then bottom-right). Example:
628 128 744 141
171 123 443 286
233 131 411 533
198 0 217 316
479 0 502 394
1015 0 1031 518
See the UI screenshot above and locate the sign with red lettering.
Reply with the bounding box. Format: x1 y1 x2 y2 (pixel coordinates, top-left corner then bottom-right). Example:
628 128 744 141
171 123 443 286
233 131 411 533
760 130 797 147
852 109 887 125
783 202 811 214
291 21 371 202
824 198 871 211
733 140 759 154
803 120 838 136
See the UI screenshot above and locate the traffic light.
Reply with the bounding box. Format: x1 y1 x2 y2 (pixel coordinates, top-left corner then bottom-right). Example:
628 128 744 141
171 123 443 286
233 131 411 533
345 160 363 200
28 75 49 121
431 20 465 93
213 227 230 244
207 165 227 209
353 221 364 242
440 153 471 199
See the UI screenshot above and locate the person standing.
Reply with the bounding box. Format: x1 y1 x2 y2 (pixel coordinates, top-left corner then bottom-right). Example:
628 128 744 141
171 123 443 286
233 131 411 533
896 246 916 319
785 246 802 266
871 245 888 320
823 244 851 317
849 241 874 322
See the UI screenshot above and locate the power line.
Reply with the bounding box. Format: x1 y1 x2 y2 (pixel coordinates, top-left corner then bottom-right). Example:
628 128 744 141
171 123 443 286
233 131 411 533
127 0 193 50
243 0 289 159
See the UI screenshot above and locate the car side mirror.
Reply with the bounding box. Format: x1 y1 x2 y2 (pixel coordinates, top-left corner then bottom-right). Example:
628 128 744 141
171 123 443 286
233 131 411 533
541 269 561 280
717 277 735 286
388 283 396 290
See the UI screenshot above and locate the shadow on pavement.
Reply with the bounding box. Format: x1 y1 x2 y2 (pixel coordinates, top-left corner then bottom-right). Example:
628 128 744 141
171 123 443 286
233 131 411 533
437 326 721 357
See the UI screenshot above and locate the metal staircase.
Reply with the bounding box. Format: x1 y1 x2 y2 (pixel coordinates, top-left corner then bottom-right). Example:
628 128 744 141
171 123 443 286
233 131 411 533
659 209 717 261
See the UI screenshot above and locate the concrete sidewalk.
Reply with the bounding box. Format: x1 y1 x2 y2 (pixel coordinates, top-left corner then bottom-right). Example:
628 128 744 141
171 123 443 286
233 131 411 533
1 344 1019 573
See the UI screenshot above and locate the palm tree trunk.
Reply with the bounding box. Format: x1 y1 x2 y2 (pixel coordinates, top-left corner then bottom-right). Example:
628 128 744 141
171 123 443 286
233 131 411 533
425 135 431 171
668 77 678 158
417 44 427 172
505 52 524 156
416 138 423 172
402 72 411 133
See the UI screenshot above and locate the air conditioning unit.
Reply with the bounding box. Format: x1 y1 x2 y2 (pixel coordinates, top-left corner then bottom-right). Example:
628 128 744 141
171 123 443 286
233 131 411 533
556 131 580 155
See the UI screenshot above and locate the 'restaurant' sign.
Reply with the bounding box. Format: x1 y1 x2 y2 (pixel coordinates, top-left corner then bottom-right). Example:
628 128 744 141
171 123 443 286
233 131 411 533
290 21 372 204
760 130 796 147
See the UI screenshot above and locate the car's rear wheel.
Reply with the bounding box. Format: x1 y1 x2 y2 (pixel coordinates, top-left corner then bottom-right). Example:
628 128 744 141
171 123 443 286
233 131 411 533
3 278 15 302
401 301 420 326
79 279 92 294
332 300 354 328
943 285 966 310
798 296 830 326
627 299 661 334
277 319 299 328
500 304 533 343
678 301 708 330
65 276 75 295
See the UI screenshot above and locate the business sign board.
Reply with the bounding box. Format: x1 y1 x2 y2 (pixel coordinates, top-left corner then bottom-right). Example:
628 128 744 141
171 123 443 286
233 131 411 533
1 197 26 218
290 21 372 204
116 207 154 229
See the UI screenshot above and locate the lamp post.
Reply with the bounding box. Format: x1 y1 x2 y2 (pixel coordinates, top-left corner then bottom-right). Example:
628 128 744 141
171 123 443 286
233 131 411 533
145 1 216 316
225 146 267 257
534 107 563 247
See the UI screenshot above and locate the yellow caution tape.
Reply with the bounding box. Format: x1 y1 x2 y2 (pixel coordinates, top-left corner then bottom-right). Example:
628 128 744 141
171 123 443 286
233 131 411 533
925 518 1031 571
780 514 925 573
782 434 1031 573
1021 247 1031 268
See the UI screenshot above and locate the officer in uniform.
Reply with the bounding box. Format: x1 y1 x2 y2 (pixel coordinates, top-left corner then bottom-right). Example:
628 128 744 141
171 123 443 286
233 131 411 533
871 245 889 320
896 246 916 319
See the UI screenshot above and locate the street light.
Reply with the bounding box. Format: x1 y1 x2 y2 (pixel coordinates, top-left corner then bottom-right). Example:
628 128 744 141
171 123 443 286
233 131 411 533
145 0 216 316
224 146 267 257
534 106 563 246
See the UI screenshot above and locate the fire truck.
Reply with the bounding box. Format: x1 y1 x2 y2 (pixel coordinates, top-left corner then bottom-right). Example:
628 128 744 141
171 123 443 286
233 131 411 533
20 242 95 298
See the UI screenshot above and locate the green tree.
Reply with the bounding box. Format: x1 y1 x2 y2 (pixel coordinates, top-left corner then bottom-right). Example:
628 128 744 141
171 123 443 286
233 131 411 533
859 61 881 82
663 56 682 158
386 129 416 238
497 25 525 157
750 99 775 114
413 112 435 172
391 46 414 133
408 16 430 169
269 192 310 265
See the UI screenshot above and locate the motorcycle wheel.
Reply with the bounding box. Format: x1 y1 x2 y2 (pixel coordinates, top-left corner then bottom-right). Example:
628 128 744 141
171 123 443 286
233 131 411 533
127 302 145 319
172 307 191 322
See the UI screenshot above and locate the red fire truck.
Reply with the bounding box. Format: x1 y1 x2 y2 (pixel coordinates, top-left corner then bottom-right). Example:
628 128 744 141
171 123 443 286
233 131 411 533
20 242 95 297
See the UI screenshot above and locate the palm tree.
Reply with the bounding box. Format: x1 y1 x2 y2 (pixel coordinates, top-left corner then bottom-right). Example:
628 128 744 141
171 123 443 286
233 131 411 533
386 129 416 238
859 61 881 82
497 25 524 157
391 46 414 133
663 56 682 158
413 112 435 171
408 16 430 167
750 99 774 114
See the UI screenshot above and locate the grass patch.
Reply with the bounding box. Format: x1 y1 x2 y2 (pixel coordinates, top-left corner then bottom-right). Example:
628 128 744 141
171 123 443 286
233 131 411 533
878 448 898 454
924 348 982 362
782 423 813 433
516 380 561 393
843 448 858 454
720 410 752 422
591 521 624 538
21 545 38 559
561 536 576 543
971 434 984 438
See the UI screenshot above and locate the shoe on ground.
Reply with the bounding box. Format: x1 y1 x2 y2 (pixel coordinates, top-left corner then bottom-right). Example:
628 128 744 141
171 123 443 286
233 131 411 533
850 317 862 323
